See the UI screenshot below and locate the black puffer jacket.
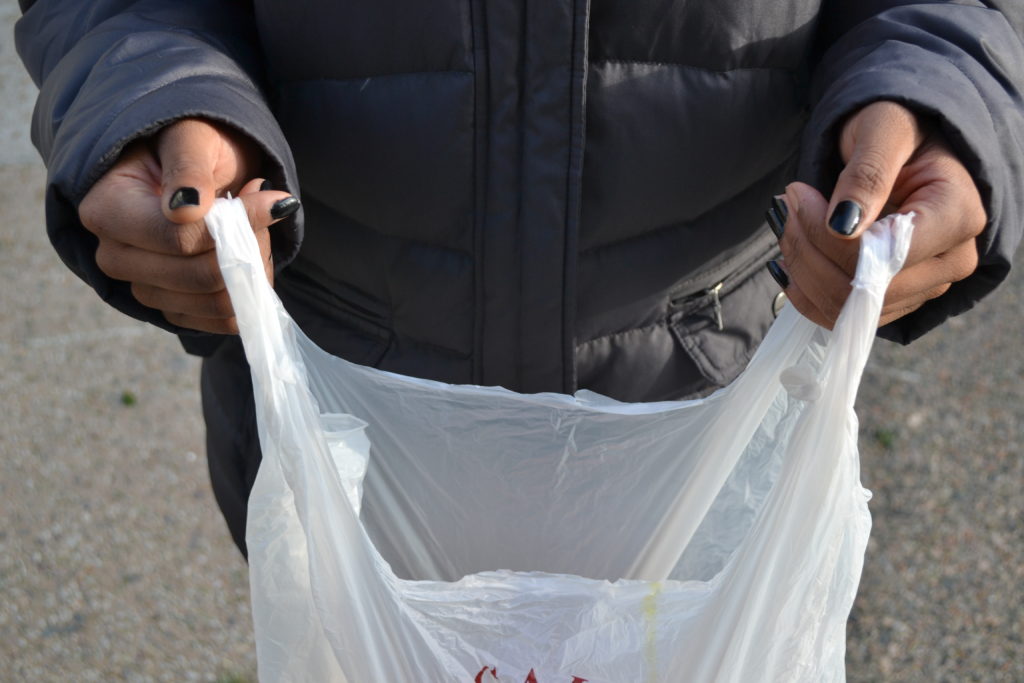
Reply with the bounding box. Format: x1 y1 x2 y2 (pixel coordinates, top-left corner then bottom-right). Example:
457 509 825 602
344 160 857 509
15 0 1024 402
16 0 1024 555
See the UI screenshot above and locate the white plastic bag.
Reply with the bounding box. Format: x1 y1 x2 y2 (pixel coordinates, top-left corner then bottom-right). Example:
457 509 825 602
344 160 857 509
206 199 913 683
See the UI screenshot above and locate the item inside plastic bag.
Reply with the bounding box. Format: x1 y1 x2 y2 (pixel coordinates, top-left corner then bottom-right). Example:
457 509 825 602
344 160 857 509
206 199 914 683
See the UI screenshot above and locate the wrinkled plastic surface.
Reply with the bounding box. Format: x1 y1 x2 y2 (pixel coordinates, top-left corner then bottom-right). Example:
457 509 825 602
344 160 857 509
206 199 914 683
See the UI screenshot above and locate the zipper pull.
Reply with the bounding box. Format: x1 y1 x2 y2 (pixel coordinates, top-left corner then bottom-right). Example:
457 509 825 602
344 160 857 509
708 281 724 331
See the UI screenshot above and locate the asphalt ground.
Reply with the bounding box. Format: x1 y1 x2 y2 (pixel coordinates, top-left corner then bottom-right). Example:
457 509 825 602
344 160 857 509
2 4 1021 681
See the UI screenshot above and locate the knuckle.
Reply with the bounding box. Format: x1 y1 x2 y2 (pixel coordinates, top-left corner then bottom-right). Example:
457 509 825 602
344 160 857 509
94 242 123 279
952 254 978 282
141 213 184 255
208 290 235 319
949 262 973 284
946 183 987 240
823 302 842 324
926 283 952 301
188 256 224 293
835 248 859 277
78 195 103 234
169 222 209 256
823 285 850 322
846 150 890 196
164 157 207 181
945 243 979 282
932 154 964 182
881 299 926 325
968 206 988 238
162 310 186 328
784 286 811 318
788 288 832 330
166 226 191 256
129 282 153 307
190 267 218 294
780 228 807 268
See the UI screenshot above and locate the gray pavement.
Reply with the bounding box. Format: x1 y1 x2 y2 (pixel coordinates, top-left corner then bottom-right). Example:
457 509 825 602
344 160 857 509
1 4 256 681
1 3 1021 681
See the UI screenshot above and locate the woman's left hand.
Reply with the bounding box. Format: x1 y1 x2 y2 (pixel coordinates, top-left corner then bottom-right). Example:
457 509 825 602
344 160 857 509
768 100 988 329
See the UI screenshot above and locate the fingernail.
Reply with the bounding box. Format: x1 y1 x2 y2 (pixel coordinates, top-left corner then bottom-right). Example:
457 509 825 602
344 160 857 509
765 206 785 240
766 260 789 289
270 196 300 220
828 200 862 236
772 195 788 221
169 187 200 210
259 179 273 192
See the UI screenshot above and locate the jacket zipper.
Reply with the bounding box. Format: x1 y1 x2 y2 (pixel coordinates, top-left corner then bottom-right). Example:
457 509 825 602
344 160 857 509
669 234 781 331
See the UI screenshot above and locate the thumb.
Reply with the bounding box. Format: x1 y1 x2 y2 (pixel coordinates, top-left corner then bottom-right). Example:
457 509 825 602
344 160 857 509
827 101 922 239
158 119 222 224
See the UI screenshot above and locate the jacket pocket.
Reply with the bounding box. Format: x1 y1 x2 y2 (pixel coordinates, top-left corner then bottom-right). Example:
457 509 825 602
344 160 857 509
668 238 782 388
276 267 393 368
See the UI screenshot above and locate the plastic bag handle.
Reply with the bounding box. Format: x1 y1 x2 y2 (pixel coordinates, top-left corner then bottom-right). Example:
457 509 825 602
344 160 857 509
627 212 915 579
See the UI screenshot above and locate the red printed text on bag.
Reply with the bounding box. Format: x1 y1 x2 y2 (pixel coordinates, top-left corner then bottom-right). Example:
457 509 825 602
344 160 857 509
474 666 588 683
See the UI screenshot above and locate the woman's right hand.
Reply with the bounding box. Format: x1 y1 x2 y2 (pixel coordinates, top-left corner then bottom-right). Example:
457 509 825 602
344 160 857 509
77 118 300 334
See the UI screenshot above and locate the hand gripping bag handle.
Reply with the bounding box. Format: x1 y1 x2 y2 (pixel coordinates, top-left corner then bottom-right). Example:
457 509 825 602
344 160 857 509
627 215 914 580
206 200 451 681
206 198 914 682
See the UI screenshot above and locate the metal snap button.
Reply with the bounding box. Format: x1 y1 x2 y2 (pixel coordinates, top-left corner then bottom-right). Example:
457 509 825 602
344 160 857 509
772 291 788 318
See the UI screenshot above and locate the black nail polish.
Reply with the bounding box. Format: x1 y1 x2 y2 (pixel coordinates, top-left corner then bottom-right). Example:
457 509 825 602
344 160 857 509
169 187 200 210
270 196 300 220
766 260 789 289
828 200 862 236
259 179 273 192
771 196 788 222
765 206 785 240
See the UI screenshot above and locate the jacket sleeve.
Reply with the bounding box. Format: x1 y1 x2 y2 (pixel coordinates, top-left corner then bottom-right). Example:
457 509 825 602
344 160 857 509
15 0 301 352
798 1 1024 343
